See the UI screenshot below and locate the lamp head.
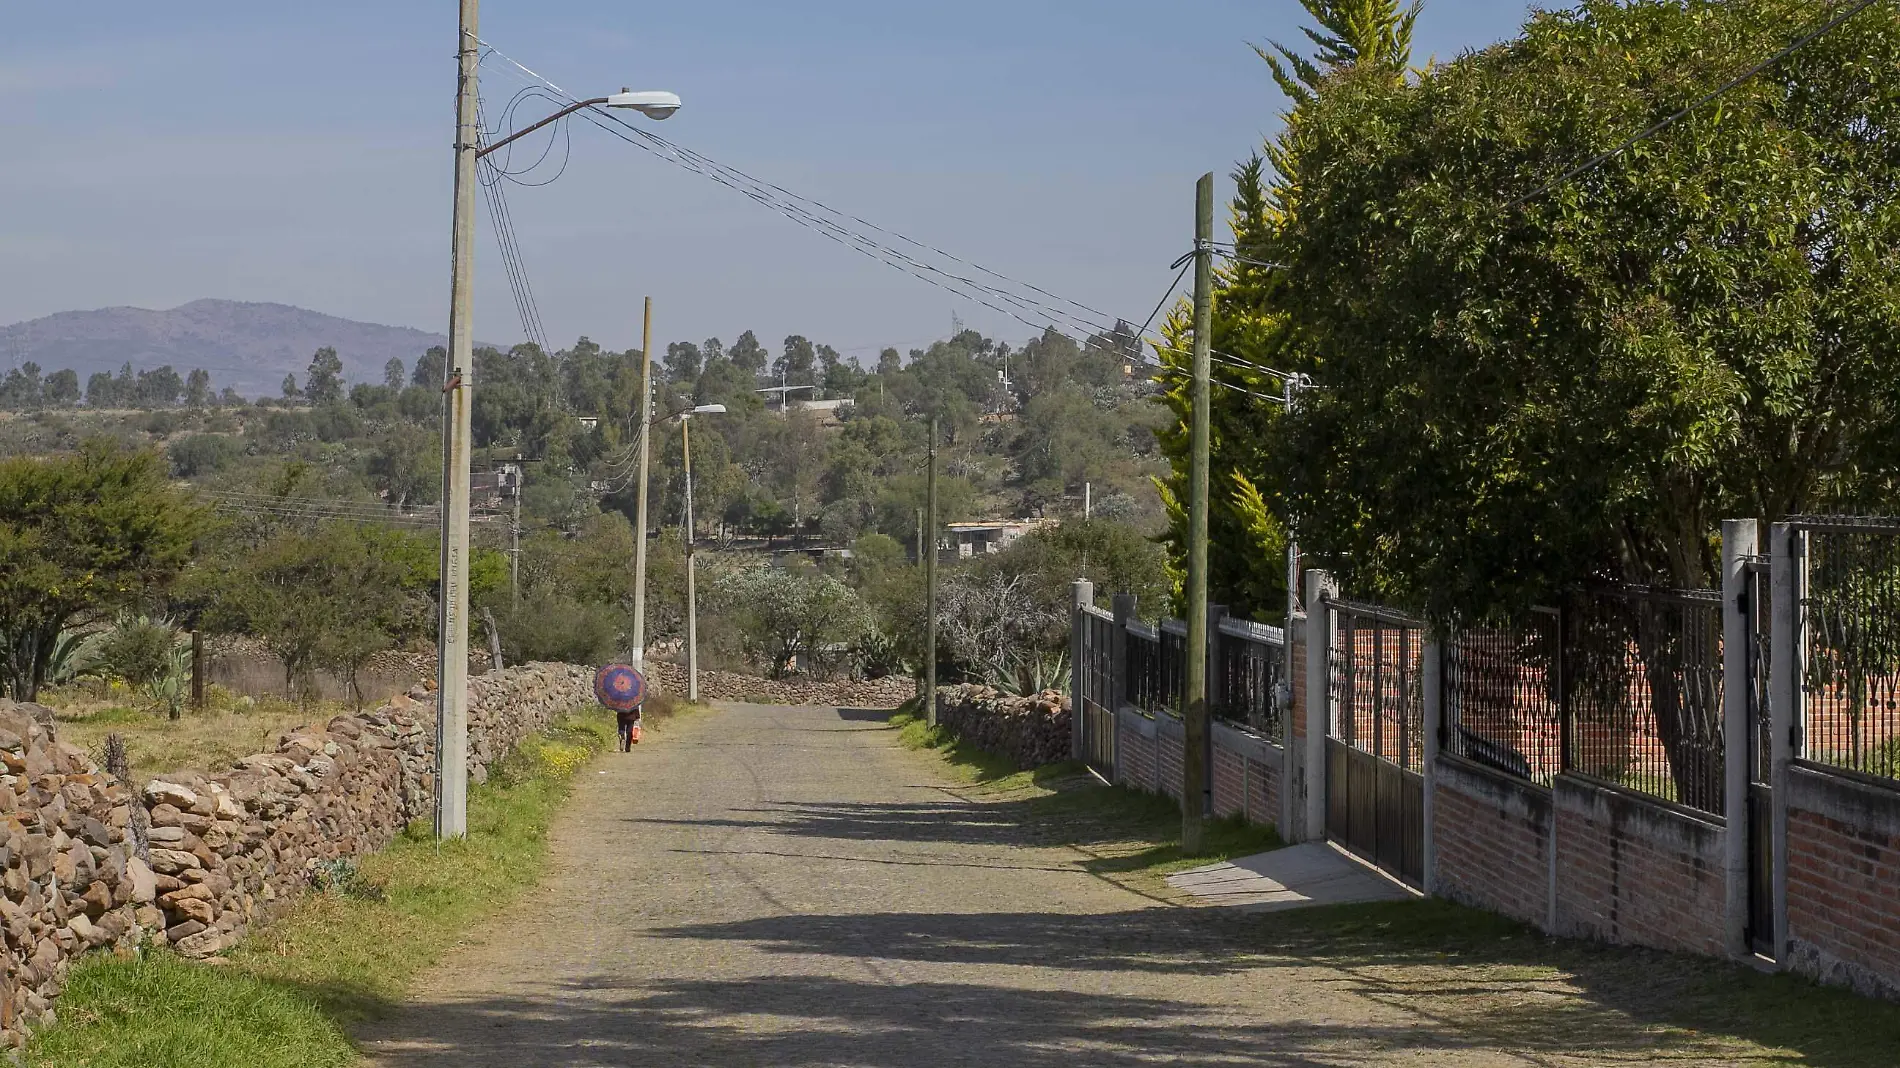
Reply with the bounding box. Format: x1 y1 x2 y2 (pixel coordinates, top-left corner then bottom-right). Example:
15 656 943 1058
607 89 681 120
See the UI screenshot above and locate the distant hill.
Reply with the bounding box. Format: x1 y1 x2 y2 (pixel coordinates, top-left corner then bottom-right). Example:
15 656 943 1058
0 299 451 397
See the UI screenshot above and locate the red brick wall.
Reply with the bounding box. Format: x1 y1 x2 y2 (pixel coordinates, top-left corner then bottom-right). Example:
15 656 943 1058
1212 744 1245 817
1553 778 1726 957
1158 727 1185 802
1785 765 1900 999
1290 627 1306 744
1432 756 1550 926
1117 725 1156 795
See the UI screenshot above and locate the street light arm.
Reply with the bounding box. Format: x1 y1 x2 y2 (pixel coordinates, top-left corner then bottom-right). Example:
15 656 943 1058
476 97 609 160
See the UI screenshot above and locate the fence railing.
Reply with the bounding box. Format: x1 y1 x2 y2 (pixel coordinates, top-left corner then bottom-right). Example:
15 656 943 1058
1215 617 1286 736
1797 517 1900 784
1566 584 1726 814
1328 597 1424 773
1444 609 1562 784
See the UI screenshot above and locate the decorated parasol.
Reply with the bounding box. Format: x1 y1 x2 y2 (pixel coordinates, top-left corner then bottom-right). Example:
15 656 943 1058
593 663 647 712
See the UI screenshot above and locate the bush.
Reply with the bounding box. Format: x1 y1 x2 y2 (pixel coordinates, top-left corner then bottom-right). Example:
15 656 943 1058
493 593 622 666
168 433 243 477
98 617 182 687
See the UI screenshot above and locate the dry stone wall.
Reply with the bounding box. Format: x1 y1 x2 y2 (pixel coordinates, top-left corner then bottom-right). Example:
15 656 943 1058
645 661 913 709
934 685 1072 770
0 661 592 1048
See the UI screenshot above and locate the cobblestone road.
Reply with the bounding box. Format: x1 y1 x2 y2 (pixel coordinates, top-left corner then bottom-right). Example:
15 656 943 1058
358 703 1780 1067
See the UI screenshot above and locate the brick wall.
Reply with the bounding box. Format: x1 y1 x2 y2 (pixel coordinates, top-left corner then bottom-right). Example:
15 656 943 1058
1785 764 1900 1000
1553 777 1726 957
1157 726 1185 803
1432 755 1550 926
1115 715 1157 795
1211 721 1282 828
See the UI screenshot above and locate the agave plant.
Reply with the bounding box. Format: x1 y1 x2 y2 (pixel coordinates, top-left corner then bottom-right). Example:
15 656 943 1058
987 649 1070 698
43 627 109 687
143 640 192 722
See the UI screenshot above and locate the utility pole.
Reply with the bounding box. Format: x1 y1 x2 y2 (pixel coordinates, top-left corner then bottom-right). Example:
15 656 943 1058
924 414 939 726
630 296 655 670
682 414 700 703
434 0 480 841
509 465 522 610
1182 172 1215 855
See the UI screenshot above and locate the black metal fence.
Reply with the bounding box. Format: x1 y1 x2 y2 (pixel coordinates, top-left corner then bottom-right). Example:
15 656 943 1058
1124 621 1185 717
1799 518 1900 784
1214 618 1286 736
1443 609 1562 784
1565 584 1726 813
1743 556 1772 783
1327 598 1424 772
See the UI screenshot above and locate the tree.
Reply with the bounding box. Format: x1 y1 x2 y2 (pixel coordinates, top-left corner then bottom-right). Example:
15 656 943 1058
664 341 703 383
281 373 301 403
1256 0 1421 109
0 444 203 699
775 335 817 391
305 347 345 406
413 346 447 389
384 357 407 390
0 363 42 410
43 369 79 408
136 365 184 408
184 368 212 408
728 330 768 379
708 566 871 678
1261 0 1900 616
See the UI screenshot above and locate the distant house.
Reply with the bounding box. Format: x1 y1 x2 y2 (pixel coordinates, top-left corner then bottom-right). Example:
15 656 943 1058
576 416 600 431
945 518 1051 559
783 397 853 425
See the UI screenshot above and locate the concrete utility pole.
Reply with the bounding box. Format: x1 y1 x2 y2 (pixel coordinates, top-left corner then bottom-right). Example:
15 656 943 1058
1182 172 1215 855
435 0 480 841
507 463 522 611
631 296 655 670
682 414 700 702
924 414 939 726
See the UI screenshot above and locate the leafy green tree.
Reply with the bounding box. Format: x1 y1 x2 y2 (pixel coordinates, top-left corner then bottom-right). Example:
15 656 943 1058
168 433 243 478
304 347 345 406
1264 0 1900 615
0 444 203 699
384 357 406 390
0 363 42 410
184 368 212 408
665 340 703 383
412 346 447 389
707 565 871 678
1256 0 1421 108
43 369 79 408
136 365 185 408
728 330 768 379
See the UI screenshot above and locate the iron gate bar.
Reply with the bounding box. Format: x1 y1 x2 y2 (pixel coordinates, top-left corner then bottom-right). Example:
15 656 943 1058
1787 514 1900 534
1324 595 1424 628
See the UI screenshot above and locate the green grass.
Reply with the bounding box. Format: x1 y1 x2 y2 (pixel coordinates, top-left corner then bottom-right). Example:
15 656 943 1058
25 708 617 1068
888 697 1282 883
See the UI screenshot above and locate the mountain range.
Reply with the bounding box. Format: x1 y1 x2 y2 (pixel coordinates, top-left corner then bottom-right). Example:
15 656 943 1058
0 299 450 397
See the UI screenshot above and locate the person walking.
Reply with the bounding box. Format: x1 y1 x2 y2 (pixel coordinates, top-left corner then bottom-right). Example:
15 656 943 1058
594 663 647 753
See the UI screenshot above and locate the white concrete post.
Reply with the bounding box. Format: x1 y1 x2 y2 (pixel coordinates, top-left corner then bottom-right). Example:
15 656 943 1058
1721 518 1757 959
1070 579 1093 761
1768 521 1801 963
1303 569 1336 843
1422 635 1444 896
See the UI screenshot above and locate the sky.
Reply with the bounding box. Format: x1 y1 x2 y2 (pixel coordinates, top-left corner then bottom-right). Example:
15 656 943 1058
0 1 1539 361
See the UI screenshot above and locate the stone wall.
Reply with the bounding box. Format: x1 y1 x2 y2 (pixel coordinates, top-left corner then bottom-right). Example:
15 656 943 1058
933 686 1071 770
645 661 912 709
0 661 593 1048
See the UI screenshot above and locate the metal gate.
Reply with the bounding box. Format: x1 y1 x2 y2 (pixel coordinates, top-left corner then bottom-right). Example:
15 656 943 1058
1076 606 1118 779
1742 555 1775 958
1325 597 1426 887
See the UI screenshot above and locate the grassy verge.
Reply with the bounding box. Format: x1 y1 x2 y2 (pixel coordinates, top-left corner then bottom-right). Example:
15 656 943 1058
25 707 618 1068
44 683 337 785
886 698 1281 887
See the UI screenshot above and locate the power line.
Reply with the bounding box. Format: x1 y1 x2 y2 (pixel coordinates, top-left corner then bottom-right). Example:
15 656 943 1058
1503 0 1882 211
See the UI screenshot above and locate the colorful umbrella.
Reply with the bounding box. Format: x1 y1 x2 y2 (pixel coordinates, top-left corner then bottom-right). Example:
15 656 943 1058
594 663 646 712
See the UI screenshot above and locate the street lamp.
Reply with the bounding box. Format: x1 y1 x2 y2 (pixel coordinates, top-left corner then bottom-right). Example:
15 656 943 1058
436 0 681 841
670 404 724 703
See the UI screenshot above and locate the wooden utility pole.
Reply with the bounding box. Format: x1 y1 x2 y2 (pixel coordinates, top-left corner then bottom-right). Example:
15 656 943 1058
1183 172 1215 854
631 296 655 669
924 415 939 727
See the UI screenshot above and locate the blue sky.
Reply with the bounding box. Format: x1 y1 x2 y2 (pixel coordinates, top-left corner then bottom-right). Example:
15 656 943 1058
1 1 1538 359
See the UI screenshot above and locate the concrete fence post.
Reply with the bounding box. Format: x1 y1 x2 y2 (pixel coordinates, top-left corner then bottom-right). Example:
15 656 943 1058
1070 579 1094 762
1205 603 1226 818
1303 569 1336 843
1421 635 1443 895
1721 519 1756 959
1111 593 1136 785
1768 522 1801 964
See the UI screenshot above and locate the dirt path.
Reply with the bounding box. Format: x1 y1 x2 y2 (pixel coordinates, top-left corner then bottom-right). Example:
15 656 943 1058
357 703 1775 1066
